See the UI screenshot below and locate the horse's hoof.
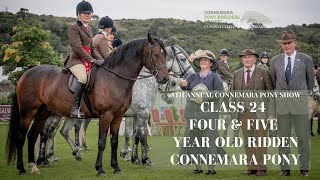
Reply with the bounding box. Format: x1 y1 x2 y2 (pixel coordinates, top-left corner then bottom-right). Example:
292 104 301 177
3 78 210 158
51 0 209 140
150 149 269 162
29 163 40 174
75 155 82 161
124 155 131 162
50 156 59 162
127 147 132 151
40 163 50 168
120 152 127 158
97 172 106 177
132 159 142 165
84 147 90 151
142 159 153 166
114 170 123 174
19 170 27 175
31 171 41 175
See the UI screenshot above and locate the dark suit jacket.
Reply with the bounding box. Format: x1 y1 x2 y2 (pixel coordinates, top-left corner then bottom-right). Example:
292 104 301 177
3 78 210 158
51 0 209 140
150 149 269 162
64 20 102 68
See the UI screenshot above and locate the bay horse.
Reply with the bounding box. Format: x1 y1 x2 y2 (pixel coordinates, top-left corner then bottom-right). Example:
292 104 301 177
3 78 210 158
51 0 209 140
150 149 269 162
35 45 193 166
6 34 169 176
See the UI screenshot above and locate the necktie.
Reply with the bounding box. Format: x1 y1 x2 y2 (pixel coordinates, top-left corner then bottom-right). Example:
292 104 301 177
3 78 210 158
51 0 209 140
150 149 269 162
246 70 251 85
285 57 291 83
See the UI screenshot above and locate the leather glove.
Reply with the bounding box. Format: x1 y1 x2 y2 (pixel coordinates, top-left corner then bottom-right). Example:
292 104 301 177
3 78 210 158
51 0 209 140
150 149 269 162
91 59 105 66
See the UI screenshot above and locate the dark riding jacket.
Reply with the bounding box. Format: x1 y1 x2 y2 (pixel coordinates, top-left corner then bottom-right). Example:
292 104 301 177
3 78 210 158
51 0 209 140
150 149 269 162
64 20 102 69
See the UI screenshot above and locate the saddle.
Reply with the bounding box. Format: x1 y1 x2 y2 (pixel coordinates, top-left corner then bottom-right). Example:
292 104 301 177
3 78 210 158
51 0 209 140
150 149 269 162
66 65 98 117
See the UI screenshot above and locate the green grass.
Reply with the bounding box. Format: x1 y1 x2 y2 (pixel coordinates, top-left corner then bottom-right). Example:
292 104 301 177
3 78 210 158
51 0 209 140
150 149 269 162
0 120 320 179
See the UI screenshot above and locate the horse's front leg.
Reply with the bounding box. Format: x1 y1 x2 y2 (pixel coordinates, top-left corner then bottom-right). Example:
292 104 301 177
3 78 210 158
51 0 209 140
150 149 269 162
74 119 82 149
131 115 141 165
120 117 132 161
59 118 82 161
95 113 111 176
110 116 123 174
37 113 62 167
47 117 62 162
137 111 152 165
82 118 92 150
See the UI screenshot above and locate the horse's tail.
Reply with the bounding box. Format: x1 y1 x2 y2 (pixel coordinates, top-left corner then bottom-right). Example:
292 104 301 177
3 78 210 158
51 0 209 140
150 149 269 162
6 92 20 164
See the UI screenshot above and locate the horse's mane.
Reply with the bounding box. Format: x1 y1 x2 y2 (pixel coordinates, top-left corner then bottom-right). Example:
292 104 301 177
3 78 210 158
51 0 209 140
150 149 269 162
102 38 167 68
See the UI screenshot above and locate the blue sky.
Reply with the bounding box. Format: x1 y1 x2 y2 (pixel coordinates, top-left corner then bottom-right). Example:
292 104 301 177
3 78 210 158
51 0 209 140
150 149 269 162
0 0 319 27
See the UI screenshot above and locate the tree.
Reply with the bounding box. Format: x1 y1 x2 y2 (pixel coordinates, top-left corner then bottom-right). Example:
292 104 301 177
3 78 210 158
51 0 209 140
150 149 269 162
0 18 63 84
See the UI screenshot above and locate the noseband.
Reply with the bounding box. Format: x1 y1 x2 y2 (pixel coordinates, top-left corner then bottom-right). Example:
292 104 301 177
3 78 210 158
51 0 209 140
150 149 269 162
145 43 167 77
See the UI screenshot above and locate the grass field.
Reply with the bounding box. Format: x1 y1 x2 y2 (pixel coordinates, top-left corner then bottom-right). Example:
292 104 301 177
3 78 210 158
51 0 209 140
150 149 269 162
0 120 320 180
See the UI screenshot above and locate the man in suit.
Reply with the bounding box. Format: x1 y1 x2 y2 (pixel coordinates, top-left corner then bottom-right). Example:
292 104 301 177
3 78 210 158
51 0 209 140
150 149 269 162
217 49 233 90
270 30 314 177
231 48 274 176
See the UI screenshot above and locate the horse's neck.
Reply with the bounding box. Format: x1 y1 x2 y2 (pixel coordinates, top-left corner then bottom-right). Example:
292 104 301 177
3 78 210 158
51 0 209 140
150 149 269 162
111 57 144 80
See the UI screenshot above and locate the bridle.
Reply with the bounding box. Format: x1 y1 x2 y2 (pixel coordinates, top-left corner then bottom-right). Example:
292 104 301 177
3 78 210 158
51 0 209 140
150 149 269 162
100 41 167 81
159 45 192 91
144 43 167 78
167 45 192 79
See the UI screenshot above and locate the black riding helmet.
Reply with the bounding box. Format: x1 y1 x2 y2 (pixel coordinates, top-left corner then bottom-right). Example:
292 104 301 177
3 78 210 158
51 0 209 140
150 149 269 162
98 16 113 29
220 49 229 56
76 0 93 15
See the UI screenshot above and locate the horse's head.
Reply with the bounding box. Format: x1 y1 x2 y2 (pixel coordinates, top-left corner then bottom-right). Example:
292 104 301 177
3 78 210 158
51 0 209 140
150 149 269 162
143 33 169 84
165 45 195 78
158 76 181 104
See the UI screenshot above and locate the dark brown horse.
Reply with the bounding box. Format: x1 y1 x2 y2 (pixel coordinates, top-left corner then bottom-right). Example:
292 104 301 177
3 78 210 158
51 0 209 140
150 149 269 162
6 34 169 176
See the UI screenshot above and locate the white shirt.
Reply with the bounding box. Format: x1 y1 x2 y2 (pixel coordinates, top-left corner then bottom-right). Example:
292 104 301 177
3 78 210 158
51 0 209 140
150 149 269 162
243 65 255 85
284 50 296 73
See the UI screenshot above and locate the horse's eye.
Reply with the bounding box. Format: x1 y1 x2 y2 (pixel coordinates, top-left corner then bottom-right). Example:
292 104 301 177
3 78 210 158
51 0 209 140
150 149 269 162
180 57 186 61
171 81 176 86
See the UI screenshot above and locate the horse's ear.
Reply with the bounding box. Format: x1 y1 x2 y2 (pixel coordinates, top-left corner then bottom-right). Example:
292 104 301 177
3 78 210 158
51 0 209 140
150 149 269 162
147 33 154 44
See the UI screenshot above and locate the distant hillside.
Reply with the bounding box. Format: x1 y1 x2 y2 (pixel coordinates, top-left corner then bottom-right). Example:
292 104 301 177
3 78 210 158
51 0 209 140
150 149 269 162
1 11 320 70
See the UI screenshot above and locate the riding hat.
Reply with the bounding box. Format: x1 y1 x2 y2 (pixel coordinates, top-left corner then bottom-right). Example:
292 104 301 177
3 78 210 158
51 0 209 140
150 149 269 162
98 16 113 29
76 0 93 15
220 49 229 56
260 52 269 59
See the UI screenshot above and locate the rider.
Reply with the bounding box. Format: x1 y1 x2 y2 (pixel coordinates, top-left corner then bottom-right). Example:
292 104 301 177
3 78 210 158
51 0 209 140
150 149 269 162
93 16 114 59
257 52 269 70
64 0 103 118
216 49 233 90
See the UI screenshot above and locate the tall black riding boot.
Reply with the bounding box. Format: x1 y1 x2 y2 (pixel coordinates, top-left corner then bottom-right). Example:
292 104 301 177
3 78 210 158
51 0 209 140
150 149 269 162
70 82 85 118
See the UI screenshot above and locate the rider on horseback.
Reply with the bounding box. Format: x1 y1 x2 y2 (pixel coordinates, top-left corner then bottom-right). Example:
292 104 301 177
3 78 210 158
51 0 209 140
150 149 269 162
64 0 103 118
93 16 114 59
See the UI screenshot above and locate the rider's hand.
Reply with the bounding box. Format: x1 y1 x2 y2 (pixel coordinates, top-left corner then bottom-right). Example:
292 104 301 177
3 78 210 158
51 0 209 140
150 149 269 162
91 59 104 66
